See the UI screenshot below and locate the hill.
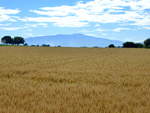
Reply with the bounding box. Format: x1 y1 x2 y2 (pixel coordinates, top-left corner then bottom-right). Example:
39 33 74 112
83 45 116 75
26 34 123 47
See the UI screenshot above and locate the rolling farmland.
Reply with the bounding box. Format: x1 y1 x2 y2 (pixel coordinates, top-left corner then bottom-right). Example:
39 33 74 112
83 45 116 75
0 47 150 113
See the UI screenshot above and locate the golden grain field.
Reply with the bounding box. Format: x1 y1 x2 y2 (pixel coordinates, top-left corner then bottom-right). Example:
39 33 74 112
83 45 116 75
0 47 150 113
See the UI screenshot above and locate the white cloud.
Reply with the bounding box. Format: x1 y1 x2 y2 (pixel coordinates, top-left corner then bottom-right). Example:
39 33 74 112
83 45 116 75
22 0 149 28
133 16 150 26
0 27 21 31
1 0 149 28
0 23 48 31
20 16 88 27
113 27 131 32
144 27 150 30
24 23 48 28
0 7 20 22
96 28 105 32
0 7 20 14
30 5 76 17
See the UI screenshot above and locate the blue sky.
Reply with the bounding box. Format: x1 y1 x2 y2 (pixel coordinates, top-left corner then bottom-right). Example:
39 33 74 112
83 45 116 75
0 0 150 41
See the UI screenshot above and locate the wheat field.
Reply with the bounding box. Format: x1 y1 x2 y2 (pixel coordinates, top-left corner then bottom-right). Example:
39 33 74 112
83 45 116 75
0 47 150 113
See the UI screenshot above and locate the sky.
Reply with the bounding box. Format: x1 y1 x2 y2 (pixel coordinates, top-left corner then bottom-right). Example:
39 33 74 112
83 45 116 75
0 0 150 41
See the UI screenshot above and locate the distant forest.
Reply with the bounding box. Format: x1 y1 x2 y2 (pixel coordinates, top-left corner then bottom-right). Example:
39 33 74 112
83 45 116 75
1 35 150 48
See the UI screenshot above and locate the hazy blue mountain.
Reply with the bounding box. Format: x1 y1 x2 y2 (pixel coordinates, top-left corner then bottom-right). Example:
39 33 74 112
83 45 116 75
26 34 123 47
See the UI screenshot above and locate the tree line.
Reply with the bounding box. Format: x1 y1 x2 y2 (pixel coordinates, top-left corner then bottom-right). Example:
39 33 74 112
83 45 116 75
1 35 150 48
1 36 25 45
109 38 150 48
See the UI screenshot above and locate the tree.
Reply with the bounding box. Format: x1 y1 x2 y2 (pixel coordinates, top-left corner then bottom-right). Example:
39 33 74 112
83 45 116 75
57 45 61 47
135 43 144 48
123 42 136 48
42 44 50 47
108 44 115 48
144 38 150 48
24 43 28 46
13 36 25 45
1 36 13 44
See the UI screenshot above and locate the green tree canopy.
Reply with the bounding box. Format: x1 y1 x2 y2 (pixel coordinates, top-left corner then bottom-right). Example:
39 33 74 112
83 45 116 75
1 36 13 44
144 38 150 48
13 36 25 45
108 44 115 48
135 43 144 48
123 42 136 48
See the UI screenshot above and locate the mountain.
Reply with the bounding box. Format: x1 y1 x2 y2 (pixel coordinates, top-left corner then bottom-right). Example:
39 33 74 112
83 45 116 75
26 34 123 47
